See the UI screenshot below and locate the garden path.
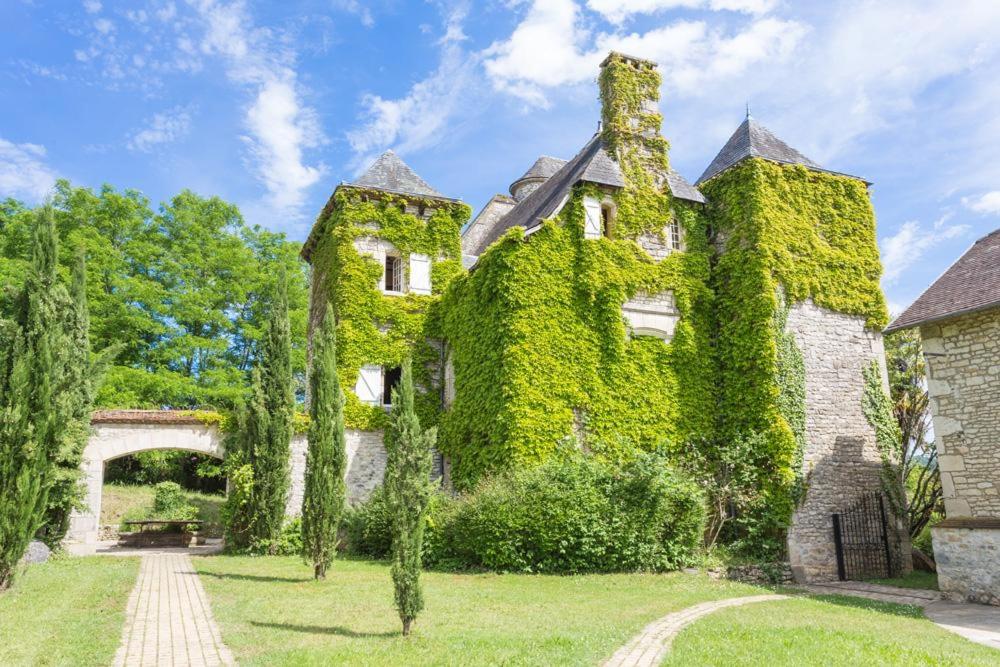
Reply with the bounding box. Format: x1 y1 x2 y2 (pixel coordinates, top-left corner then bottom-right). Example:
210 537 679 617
113 554 234 667
602 594 789 667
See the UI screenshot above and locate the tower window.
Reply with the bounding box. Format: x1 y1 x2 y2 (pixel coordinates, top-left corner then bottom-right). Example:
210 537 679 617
383 366 402 405
384 254 403 292
668 221 681 251
601 204 615 238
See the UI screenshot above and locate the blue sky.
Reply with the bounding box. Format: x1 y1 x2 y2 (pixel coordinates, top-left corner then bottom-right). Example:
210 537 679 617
2 0 999 315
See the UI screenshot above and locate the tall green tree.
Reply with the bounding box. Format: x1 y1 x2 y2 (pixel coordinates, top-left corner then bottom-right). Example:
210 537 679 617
385 358 436 635
1 182 309 410
0 208 92 589
301 302 348 579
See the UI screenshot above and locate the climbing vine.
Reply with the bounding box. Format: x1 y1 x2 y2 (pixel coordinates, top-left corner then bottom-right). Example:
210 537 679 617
307 187 470 430
862 361 906 515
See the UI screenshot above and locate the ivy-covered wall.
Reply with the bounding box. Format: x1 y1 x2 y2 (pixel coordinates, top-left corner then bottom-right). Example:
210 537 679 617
436 54 715 489
306 187 470 431
701 157 889 548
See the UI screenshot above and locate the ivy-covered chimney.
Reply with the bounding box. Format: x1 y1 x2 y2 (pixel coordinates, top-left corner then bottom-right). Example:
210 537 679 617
598 52 669 173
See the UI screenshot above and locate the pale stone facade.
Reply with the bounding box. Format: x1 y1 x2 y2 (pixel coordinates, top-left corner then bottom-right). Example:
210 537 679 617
621 290 680 341
921 309 1000 605
785 299 908 581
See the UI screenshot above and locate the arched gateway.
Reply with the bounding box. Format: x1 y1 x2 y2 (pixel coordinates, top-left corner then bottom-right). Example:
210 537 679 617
67 411 226 544
66 410 388 545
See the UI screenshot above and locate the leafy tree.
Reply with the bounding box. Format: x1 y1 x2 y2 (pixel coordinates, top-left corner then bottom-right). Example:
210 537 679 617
301 302 348 579
384 358 436 635
0 208 92 589
885 329 942 540
0 182 308 411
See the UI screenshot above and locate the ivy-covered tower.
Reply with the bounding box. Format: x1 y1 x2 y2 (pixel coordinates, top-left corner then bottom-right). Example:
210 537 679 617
697 113 908 581
301 151 470 500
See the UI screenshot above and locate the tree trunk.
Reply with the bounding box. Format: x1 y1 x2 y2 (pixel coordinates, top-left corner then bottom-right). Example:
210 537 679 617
402 618 412 636
314 563 325 580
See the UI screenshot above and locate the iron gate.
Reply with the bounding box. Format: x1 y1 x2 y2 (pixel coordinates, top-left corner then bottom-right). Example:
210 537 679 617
831 492 897 581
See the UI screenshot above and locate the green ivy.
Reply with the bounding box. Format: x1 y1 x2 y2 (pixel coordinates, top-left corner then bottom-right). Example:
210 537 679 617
307 188 470 430
437 56 715 489
862 361 906 514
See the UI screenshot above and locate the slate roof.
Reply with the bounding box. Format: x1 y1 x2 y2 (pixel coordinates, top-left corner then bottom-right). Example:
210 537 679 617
474 133 705 255
352 149 447 199
510 156 567 193
697 116 824 184
885 228 1000 332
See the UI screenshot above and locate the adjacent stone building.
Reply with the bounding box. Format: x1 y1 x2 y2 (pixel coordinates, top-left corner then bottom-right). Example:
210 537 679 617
302 52 902 582
886 228 1000 605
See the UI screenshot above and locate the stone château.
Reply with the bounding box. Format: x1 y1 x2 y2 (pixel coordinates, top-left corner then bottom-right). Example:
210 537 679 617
301 52 904 582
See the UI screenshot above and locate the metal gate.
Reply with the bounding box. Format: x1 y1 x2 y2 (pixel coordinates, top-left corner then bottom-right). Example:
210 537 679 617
831 492 897 581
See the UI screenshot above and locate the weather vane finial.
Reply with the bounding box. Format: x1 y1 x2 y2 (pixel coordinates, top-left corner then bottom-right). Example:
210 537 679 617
746 100 751 119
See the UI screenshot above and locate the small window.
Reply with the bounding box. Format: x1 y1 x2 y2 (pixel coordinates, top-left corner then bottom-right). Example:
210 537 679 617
383 366 402 405
601 204 614 238
384 254 404 292
668 221 681 251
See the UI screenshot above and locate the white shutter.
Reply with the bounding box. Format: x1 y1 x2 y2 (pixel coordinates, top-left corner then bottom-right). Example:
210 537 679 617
583 197 602 239
355 365 383 405
409 253 431 295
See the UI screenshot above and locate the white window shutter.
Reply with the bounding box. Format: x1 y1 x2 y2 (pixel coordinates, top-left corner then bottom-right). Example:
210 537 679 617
583 197 602 239
409 253 431 295
355 365 383 405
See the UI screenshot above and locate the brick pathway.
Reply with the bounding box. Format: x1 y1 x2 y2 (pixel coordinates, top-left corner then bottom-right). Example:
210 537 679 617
603 594 789 667
113 554 234 667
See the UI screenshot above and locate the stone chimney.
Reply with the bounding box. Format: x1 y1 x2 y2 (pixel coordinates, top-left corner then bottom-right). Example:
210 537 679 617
598 52 667 170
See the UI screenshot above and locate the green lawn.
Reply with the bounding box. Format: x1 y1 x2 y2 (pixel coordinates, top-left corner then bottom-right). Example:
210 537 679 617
0 556 138 666
195 556 764 666
101 484 225 536
868 570 939 590
664 595 998 666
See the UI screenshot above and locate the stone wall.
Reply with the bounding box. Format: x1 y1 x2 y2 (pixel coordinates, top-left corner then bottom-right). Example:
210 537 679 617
620 290 679 340
932 522 1000 606
784 299 907 581
286 429 388 515
461 195 516 256
920 310 1000 518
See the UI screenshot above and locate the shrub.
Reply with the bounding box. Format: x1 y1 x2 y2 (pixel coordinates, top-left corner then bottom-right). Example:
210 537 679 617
344 454 705 574
151 482 197 522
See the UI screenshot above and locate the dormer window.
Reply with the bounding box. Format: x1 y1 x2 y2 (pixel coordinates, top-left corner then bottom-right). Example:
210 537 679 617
384 253 403 293
584 196 613 240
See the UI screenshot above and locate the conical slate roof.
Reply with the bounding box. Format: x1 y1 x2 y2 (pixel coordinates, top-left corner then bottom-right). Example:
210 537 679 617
697 116 822 184
352 150 445 198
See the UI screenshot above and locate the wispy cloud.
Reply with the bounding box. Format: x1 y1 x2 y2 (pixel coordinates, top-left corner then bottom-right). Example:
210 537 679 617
347 4 476 170
332 0 374 28
586 0 776 24
190 0 326 215
880 214 969 285
127 106 194 152
0 138 58 202
962 191 1000 215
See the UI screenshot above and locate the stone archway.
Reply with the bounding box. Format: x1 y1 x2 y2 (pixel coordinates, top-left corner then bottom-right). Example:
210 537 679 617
67 411 226 544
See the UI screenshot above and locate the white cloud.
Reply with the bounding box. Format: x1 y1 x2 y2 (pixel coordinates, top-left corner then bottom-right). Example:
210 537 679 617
332 0 374 28
190 0 326 214
0 139 58 202
94 17 114 34
83 0 102 14
481 0 807 106
127 106 194 152
963 191 1000 215
347 5 477 167
587 0 776 24
880 215 969 285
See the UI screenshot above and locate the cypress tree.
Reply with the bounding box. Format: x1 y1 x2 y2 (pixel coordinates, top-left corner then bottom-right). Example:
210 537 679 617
385 357 436 635
251 268 294 548
301 302 347 579
0 207 78 590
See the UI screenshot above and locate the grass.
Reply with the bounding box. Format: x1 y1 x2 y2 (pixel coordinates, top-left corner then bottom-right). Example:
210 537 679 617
195 556 765 666
868 570 938 590
0 556 138 666
664 594 998 666
101 484 225 536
